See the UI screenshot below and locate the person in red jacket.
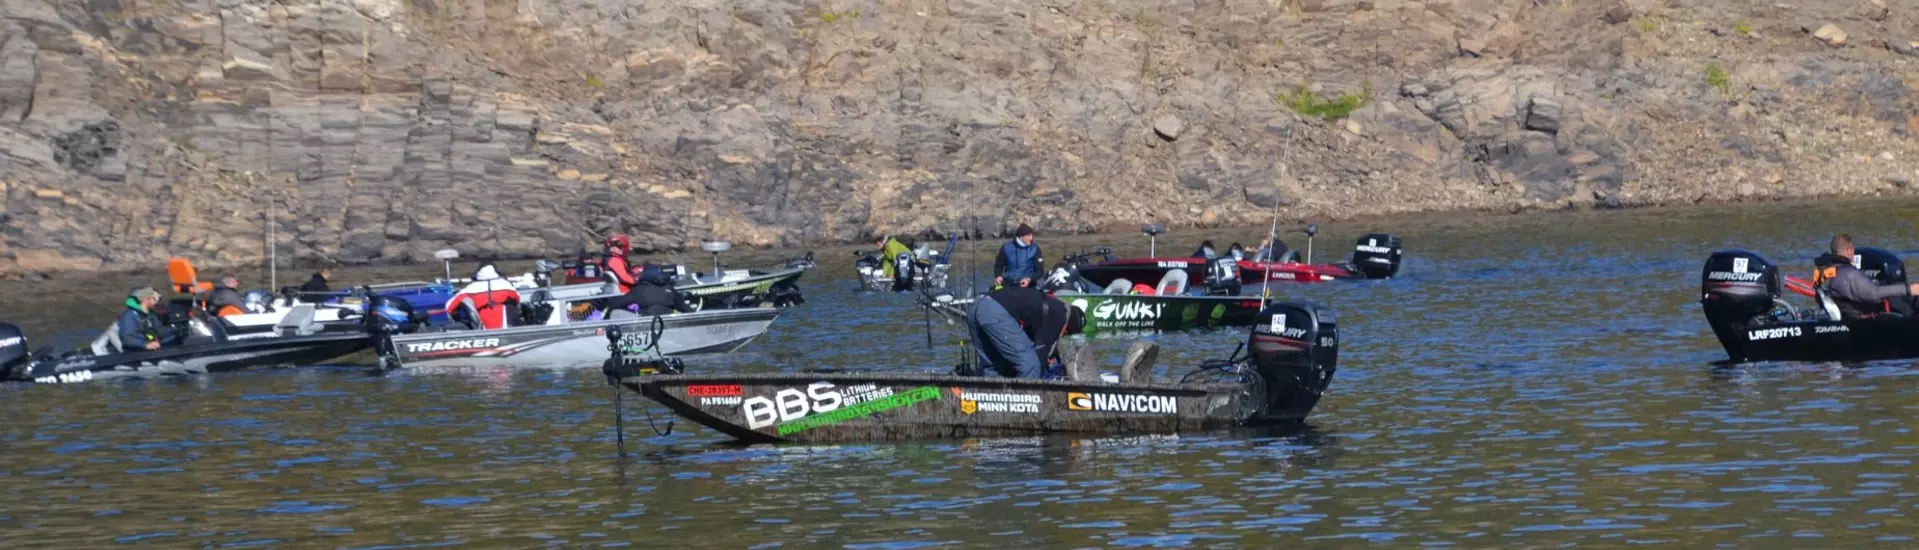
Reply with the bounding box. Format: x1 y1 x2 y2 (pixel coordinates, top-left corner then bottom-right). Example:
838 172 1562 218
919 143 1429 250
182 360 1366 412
602 234 638 294
446 264 523 330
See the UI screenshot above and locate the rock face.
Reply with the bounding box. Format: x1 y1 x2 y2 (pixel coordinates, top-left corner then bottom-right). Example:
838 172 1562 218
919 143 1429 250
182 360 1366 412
1 0 1917 275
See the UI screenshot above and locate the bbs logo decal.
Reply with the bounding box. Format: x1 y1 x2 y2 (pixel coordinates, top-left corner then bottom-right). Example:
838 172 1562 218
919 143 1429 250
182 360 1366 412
1066 392 1178 414
406 338 501 353
1747 326 1801 341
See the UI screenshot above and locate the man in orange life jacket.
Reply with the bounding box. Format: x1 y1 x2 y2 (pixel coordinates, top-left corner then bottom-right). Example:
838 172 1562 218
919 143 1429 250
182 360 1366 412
1812 233 1919 319
445 264 523 329
601 234 639 294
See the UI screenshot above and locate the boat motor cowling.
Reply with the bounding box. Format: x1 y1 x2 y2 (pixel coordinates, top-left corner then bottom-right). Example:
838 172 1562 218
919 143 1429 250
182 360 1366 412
1246 301 1338 424
363 294 422 335
1856 247 1907 284
1350 233 1403 279
0 322 27 379
1205 256 1243 296
1699 250 1782 361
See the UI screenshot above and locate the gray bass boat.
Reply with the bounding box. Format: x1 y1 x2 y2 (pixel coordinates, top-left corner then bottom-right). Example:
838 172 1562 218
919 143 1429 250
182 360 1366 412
377 286 783 370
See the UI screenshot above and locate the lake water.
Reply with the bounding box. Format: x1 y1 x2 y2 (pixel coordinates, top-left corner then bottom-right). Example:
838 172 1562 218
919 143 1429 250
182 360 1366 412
5 198 1919 548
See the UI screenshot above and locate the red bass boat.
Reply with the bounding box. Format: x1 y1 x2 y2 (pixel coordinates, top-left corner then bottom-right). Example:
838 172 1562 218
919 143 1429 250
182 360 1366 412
1070 224 1404 291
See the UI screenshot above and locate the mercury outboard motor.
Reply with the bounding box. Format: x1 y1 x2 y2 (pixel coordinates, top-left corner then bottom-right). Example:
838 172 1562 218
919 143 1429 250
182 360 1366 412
1856 246 1914 316
1699 249 1784 361
1205 256 1242 296
0 323 28 380
1245 301 1338 424
1350 233 1403 279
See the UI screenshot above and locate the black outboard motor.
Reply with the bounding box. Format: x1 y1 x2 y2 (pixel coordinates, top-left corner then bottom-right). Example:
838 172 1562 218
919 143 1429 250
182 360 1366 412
1205 256 1242 296
1245 302 1338 424
892 251 918 292
363 294 422 335
1856 246 1914 316
1699 249 1784 361
1350 233 1403 279
0 323 28 380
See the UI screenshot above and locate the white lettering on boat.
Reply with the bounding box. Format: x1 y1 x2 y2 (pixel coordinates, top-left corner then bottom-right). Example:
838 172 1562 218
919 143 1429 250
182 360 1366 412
1815 325 1850 334
0 336 22 348
1707 271 1763 282
1747 326 1801 341
406 338 501 353
1066 392 1178 414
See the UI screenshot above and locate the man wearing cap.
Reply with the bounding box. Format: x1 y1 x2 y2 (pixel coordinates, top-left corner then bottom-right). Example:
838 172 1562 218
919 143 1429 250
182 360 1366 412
118 287 166 351
993 223 1044 289
600 234 639 294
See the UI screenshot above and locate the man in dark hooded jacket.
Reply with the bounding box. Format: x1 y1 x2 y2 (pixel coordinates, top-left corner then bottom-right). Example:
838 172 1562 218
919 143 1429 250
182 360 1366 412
605 263 695 317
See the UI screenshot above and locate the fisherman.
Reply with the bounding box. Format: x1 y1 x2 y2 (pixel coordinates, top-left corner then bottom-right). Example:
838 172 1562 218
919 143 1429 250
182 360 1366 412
993 224 1043 289
604 262 696 317
1812 233 1919 319
298 267 331 301
1191 240 1218 259
601 234 639 294
1254 236 1291 262
445 264 523 330
966 285 1078 378
208 274 245 317
117 287 167 351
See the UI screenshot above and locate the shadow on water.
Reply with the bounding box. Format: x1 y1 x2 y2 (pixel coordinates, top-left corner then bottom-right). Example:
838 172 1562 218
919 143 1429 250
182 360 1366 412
8 197 1919 547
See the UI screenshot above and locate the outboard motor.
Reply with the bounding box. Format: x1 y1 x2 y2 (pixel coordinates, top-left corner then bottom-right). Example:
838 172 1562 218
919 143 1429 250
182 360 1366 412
362 294 422 335
1856 246 1914 315
1699 249 1784 360
0 323 28 380
893 251 918 292
1245 302 1338 424
1205 256 1242 296
1350 233 1403 279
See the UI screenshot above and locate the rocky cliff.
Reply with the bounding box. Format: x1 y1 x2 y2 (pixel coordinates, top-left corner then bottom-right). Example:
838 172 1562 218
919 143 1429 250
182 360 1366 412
1 0 1915 275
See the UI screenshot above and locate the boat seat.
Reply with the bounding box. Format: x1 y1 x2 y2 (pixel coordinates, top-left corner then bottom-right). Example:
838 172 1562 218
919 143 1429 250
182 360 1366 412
1057 339 1098 382
90 324 123 355
274 304 320 336
1119 341 1160 383
1156 270 1189 296
1103 278 1133 295
1814 288 1843 321
453 298 483 330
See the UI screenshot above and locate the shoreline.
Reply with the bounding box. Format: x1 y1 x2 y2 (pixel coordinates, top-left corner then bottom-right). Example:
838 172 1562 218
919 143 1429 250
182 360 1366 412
6 192 1917 282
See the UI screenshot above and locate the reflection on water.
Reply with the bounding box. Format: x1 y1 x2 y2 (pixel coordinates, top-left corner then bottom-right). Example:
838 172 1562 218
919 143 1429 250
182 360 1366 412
5 197 1919 547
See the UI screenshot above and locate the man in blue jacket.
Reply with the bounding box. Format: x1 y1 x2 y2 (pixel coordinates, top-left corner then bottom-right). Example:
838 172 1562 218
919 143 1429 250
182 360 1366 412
993 223 1043 289
117 287 166 351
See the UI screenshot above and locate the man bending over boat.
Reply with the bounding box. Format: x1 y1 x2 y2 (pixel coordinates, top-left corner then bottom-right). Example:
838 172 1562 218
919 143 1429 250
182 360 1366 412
967 285 1078 378
604 263 695 317
446 264 523 330
993 224 1043 289
1814 233 1919 319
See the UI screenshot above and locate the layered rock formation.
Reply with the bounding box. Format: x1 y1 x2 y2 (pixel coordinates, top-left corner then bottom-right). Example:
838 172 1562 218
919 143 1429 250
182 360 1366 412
1 0 1915 275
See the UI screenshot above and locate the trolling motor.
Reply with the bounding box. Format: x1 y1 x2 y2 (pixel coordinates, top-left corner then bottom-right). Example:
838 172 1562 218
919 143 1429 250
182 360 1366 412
1143 223 1167 256
1301 224 1318 264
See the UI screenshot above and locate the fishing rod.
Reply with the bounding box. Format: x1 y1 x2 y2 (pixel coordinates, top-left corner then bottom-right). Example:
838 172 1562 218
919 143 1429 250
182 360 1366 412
1260 117 1299 309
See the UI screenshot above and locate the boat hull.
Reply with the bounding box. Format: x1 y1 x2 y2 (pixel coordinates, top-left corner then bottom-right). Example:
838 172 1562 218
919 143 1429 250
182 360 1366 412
1055 293 1266 335
14 333 373 384
387 307 782 369
1714 316 1919 363
629 373 1253 444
